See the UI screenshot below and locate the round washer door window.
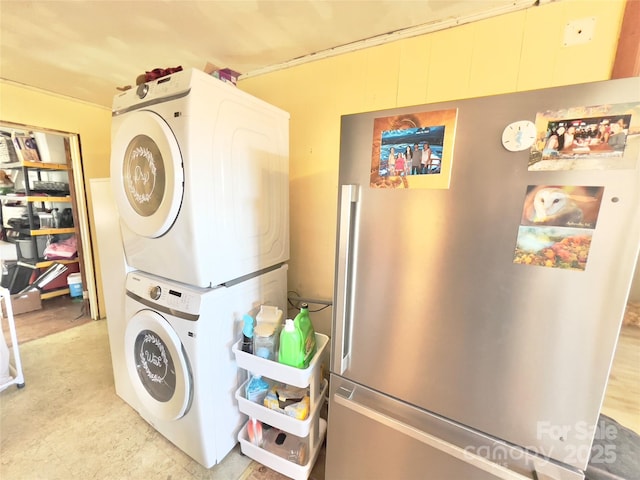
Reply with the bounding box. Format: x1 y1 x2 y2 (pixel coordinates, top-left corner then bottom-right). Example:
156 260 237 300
110 110 184 238
124 309 192 421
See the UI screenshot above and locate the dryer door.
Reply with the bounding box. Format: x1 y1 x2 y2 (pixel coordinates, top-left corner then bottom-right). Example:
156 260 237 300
125 308 192 421
111 110 184 238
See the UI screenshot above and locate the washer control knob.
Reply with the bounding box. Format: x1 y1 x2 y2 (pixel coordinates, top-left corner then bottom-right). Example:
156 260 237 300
136 83 149 99
149 286 161 300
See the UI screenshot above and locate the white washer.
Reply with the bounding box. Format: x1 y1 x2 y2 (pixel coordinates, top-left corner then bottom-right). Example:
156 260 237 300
123 265 287 467
110 68 289 287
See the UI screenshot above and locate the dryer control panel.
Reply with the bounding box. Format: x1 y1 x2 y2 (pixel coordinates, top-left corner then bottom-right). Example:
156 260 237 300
112 68 192 112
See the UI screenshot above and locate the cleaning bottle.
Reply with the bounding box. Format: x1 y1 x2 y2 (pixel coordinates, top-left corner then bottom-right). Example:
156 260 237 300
52 208 60 228
278 319 304 368
294 303 317 368
247 417 263 447
241 314 254 354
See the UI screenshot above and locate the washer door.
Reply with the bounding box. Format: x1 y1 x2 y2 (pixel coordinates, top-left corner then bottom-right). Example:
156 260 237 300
125 309 192 421
111 110 184 238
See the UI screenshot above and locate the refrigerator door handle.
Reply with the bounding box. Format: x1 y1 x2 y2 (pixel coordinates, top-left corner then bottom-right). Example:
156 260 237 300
333 184 359 374
334 388 535 480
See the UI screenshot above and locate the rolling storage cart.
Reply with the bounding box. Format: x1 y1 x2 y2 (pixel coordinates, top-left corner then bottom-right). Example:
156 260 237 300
0 287 25 392
233 333 329 480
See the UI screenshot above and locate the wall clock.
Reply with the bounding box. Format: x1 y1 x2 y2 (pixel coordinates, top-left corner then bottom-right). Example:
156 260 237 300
501 120 536 152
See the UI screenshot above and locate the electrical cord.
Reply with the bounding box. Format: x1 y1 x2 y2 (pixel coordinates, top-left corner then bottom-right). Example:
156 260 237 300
74 300 87 320
287 290 332 313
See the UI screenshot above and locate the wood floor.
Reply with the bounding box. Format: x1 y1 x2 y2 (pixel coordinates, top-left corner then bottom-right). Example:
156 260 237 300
1 294 91 346
601 323 640 433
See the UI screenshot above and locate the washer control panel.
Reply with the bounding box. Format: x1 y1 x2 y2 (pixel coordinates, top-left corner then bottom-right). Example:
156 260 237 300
126 271 203 315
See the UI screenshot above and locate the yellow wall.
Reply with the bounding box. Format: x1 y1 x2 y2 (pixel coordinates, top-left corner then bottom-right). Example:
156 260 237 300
0 83 111 178
239 0 626 334
0 0 626 327
0 82 112 316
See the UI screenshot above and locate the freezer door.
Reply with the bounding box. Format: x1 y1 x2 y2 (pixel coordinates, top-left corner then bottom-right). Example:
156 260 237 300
326 375 584 480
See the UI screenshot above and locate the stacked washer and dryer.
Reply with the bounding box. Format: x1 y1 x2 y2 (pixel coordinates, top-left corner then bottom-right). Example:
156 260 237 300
103 68 289 468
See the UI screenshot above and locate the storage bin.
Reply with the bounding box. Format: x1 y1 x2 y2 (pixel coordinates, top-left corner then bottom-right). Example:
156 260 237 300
239 419 327 480
67 272 82 298
16 236 48 260
232 333 329 388
236 379 327 437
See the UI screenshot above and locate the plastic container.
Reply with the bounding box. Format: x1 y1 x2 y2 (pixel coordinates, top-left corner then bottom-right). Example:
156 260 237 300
261 424 309 465
38 212 54 229
16 237 48 260
254 322 278 360
279 319 304 368
256 305 283 325
254 305 284 360
67 272 82 298
245 375 271 404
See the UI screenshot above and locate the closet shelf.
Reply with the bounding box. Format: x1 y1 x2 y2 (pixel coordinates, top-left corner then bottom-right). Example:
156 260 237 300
40 287 71 300
1 160 69 171
30 228 75 236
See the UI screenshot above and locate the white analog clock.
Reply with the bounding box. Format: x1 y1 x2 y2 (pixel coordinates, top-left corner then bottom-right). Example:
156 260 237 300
501 120 537 152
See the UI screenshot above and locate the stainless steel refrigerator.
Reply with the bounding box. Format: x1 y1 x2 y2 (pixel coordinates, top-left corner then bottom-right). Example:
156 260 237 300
326 77 640 480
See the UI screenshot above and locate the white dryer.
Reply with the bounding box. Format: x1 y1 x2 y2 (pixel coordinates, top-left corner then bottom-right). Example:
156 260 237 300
122 265 288 467
110 68 289 287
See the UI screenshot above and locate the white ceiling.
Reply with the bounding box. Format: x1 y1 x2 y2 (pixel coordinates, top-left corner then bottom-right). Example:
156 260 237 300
0 0 538 108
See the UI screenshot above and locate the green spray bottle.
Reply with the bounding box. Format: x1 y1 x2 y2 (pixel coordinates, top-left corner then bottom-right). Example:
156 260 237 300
294 303 317 368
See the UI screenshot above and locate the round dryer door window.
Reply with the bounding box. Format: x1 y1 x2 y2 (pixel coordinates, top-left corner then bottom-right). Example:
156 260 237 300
111 110 184 238
125 309 192 421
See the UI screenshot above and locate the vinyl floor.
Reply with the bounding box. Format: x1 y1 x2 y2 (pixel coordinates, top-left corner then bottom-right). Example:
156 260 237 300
0 298 637 479
0 297 325 480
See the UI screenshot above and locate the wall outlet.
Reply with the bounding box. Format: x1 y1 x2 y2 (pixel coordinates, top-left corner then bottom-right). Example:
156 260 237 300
563 17 596 46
